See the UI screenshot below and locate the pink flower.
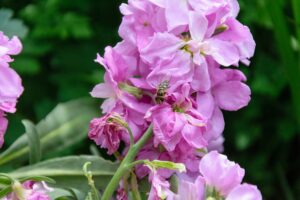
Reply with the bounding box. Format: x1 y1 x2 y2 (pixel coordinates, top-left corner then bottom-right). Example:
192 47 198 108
119 0 167 49
148 171 173 200
226 184 262 200
149 0 239 32
199 151 245 196
3 181 52 200
91 46 150 114
197 63 251 117
145 84 207 151
0 66 24 113
88 112 128 155
0 32 23 148
171 151 261 200
172 177 205 200
198 151 262 200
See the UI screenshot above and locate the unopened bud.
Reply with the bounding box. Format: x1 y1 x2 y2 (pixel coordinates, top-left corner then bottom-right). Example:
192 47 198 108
213 24 228 36
118 82 143 99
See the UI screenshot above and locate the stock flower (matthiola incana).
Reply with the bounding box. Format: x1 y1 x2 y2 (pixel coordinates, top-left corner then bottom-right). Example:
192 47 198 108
119 0 167 49
172 177 205 200
0 66 24 114
200 151 245 196
91 0 260 198
145 84 207 151
91 46 150 114
3 181 53 200
0 31 23 148
88 112 129 155
148 170 173 200
148 0 240 31
171 151 262 200
197 61 251 118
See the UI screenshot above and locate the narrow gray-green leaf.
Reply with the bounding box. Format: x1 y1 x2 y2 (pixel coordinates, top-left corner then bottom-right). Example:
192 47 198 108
9 156 119 192
23 120 41 164
19 176 55 184
0 98 99 167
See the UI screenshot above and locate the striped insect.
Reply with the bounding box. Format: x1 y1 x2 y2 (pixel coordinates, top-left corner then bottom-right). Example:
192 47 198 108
155 80 170 104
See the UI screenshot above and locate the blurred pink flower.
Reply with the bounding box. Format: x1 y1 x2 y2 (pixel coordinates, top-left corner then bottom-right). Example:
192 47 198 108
0 31 23 148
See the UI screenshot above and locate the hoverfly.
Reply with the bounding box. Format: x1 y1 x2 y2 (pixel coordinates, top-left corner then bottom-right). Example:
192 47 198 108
155 80 170 104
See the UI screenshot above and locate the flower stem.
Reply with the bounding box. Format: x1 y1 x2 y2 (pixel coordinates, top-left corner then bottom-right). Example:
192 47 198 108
101 124 153 200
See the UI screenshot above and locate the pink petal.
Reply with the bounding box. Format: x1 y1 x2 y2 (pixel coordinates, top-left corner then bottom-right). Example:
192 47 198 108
0 66 24 113
90 83 115 98
226 184 262 200
165 0 189 31
189 12 208 42
182 123 207 149
101 98 117 114
196 92 215 119
6 36 22 55
213 81 251 111
191 62 211 92
215 18 256 65
199 151 245 196
141 32 183 65
204 107 225 141
208 39 240 66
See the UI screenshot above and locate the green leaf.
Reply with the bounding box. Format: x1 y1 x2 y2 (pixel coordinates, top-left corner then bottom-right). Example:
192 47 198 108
0 98 99 167
19 176 55 184
8 156 119 192
0 185 12 199
265 0 300 126
23 120 41 165
0 8 28 38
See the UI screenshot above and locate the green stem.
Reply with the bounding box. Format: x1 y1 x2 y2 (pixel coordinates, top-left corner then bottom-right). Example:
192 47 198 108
126 127 134 147
101 125 153 200
130 172 142 200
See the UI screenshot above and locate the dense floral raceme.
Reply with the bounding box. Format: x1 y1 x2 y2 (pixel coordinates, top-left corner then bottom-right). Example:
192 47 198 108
3 181 53 200
0 31 23 148
89 0 261 199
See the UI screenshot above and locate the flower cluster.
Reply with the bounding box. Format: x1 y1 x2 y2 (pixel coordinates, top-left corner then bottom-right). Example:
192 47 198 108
0 31 23 148
3 181 53 200
170 151 262 200
89 0 260 199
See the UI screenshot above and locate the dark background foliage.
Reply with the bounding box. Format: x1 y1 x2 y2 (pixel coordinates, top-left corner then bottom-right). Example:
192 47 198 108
0 0 299 199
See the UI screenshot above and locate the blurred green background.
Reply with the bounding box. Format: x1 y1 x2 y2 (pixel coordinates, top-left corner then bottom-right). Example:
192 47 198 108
0 0 299 199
